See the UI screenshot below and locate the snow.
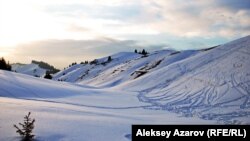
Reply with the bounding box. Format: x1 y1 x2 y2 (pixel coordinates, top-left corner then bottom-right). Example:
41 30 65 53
78 50 176 87
116 35 250 123
11 63 47 77
1 36 250 140
53 52 141 82
0 70 213 141
52 35 250 124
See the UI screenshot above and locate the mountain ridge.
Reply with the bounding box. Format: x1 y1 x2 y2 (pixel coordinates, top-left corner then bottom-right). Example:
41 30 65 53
52 35 250 123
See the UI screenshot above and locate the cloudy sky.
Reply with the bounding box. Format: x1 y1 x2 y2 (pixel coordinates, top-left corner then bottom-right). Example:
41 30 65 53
0 0 249 69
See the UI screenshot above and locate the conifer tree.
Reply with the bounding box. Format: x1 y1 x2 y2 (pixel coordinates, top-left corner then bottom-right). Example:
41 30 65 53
14 112 35 141
107 56 112 62
142 49 146 55
134 49 138 53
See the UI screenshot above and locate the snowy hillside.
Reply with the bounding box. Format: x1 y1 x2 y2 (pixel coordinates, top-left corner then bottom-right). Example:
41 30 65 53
0 70 213 141
54 35 250 123
53 52 142 82
81 50 198 87
120 35 250 123
11 63 47 77
0 36 250 141
12 60 59 78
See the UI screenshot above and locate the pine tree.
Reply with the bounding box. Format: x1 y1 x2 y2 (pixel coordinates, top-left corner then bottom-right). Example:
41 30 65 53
142 49 146 55
14 112 35 141
0 57 6 69
141 49 149 56
107 56 112 62
134 49 138 53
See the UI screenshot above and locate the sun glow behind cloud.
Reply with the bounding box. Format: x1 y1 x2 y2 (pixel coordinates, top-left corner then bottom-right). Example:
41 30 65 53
0 0 249 68
0 0 138 47
0 0 87 47
0 0 48 46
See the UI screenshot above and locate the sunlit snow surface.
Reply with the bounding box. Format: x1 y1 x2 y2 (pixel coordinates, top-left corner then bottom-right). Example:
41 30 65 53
0 71 213 141
1 36 250 140
56 36 250 124
11 63 47 77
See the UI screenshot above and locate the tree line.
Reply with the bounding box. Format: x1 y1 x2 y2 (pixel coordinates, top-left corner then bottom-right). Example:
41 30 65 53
134 49 148 56
0 57 11 71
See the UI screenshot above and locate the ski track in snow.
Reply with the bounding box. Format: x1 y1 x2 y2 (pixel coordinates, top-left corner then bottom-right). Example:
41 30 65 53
136 46 250 124
133 38 250 124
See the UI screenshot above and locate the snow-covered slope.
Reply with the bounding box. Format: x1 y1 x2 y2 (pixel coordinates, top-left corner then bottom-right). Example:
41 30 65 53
118 35 250 123
1 36 250 141
0 70 213 141
54 49 196 86
82 50 198 87
54 35 250 123
53 52 142 82
12 63 47 77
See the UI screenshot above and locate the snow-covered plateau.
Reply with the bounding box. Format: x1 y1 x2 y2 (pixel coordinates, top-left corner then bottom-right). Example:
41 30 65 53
0 36 250 140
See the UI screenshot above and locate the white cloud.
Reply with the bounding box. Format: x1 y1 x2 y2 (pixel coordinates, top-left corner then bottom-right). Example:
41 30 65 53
1 0 250 65
138 0 250 38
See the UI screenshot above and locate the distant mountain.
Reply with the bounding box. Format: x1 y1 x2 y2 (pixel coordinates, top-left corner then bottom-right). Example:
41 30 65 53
11 63 47 77
31 60 60 74
11 60 59 77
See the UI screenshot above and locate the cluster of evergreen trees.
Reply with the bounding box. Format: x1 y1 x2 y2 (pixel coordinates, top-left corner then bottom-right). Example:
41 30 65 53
67 56 112 68
71 62 77 66
80 61 89 64
90 59 98 65
134 49 148 56
0 57 11 71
